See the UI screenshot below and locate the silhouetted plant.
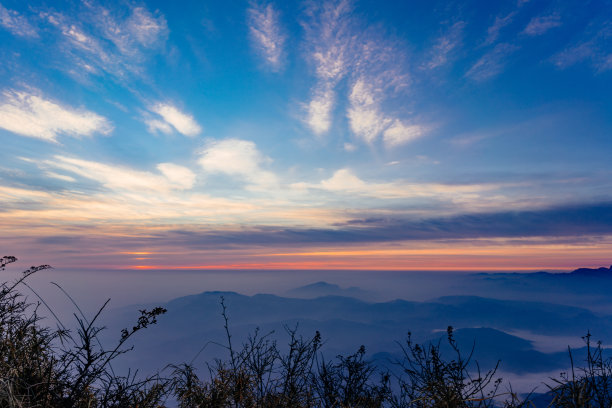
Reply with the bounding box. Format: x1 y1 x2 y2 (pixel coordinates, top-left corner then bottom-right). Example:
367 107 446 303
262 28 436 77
171 297 389 407
547 332 612 408
390 327 503 408
0 256 168 407
314 345 390 408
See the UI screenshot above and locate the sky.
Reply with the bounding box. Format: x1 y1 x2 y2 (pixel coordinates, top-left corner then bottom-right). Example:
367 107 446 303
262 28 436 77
1 0 611 272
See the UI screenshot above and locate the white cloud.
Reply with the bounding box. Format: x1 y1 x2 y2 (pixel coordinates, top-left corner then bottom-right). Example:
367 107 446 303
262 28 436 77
89 4 168 56
425 21 465 69
0 185 50 205
48 156 194 192
523 14 561 36
320 168 366 191
248 2 285 71
0 4 38 38
0 89 112 142
303 0 353 82
485 12 516 45
347 79 390 143
343 142 357 152
552 22 612 73
383 120 424 147
600 53 612 72
300 0 417 144
45 172 76 182
148 103 202 137
198 139 278 189
465 43 519 81
306 85 335 135
66 25 91 45
346 79 423 147
0 181 263 224
126 7 168 48
553 42 595 69
42 11 121 78
295 168 500 201
41 3 168 81
156 163 196 190
345 40 416 146
45 13 102 52
300 0 352 134
145 118 174 135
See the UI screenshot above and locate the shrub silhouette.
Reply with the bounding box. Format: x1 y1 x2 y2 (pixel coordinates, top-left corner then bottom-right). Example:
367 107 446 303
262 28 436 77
546 332 612 408
171 297 390 407
2 254 612 407
0 256 167 407
389 327 503 408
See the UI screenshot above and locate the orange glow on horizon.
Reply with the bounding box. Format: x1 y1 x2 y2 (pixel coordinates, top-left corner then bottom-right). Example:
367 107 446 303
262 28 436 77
125 263 585 271
260 244 606 257
119 239 612 272
5 227 611 273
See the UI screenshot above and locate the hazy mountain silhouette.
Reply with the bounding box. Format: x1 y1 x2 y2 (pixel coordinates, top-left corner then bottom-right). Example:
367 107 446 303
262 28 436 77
104 289 612 379
570 265 612 276
461 266 612 314
286 281 372 299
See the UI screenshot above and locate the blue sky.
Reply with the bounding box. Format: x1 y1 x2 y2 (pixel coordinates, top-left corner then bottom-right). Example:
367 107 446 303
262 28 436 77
1 0 611 271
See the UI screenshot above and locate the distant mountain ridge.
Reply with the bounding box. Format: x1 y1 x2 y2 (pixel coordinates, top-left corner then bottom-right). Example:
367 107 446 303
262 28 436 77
570 265 612 276
474 264 612 277
100 265 612 394
465 264 612 314
286 281 372 299
104 288 612 381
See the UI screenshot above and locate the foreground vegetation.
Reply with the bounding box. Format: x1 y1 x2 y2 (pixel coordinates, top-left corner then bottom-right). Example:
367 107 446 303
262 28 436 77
1 256 612 407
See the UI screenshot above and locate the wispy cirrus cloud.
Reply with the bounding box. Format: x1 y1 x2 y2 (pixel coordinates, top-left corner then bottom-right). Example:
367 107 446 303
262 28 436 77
42 11 119 78
41 2 168 81
157 163 197 190
145 118 173 135
46 156 195 192
347 79 424 147
0 3 38 38
4 152 330 227
301 0 422 146
248 2 285 71
43 12 105 56
346 80 391 144
0 181 255 225
123 7 168 49
383 120 424 147
45 172 76 183
198 139 278 190
303 0 353 82
145 102 202 137
484 12 516 45
293 168 499 203
0 89 112 142
424 21 465 69
301 0 353 135
86 4 167 59
305 84 335 136
523 13 562 36
7 153 296 226
465 43 519 81
552 22 612 72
